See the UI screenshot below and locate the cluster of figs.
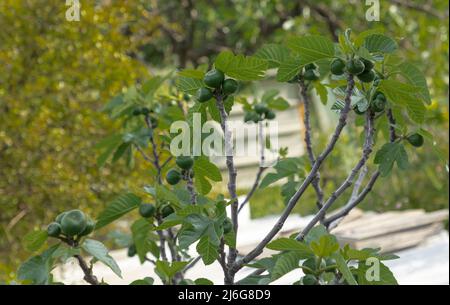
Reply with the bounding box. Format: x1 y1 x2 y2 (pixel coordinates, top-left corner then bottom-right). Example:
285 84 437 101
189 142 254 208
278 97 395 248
47 210 95 239
165 156 194 185
196 69 239 103
329 56 424 147
244 102 276 124
132 106 158 128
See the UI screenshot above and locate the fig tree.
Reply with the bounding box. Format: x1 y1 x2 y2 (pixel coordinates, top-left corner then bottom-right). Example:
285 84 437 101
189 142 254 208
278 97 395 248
254 103 268 115
353 106 366 115
346 58 365 75
149 116 158 129
47 222 61 237
330 58 346 75
128 244 137 257
303 69 320 81
357 69 375 83
203 69 225 89
373 91 386 101
176 156 194 170
223 218 233 234
265 110 276 120
304 63 316 71
166 169 181 185
407 133 424 147
60 210 87 237
288 74 300 83
361 58 374 71
196 87 213 103
79 217 95 236
371 98 386 112
244 111 260 123
325 258 336 269
161 205 175 218
139 203 156 218
302 274 318 285
222 79 238 95
55 212 68 224
302 258 317 275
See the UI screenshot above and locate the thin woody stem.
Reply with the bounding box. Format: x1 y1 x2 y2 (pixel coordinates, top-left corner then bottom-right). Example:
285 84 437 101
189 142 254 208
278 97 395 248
218 238 233 284
298 110 376 240
323 108 398 227
298 79 325 212
145 115 162 184
182 256 202 274
238 121 266 213
350 165 368 202
142 117 168 261
229 75 355 275
64 238 98 285
325 164 367 231
166 228 182 262
74 254 99 285
161 156 173 169
155 216 168 261
185 170 197 204
141 115 183 276
386 108 398 142
323 171 380 227
215 93 239 277
135 145 153 163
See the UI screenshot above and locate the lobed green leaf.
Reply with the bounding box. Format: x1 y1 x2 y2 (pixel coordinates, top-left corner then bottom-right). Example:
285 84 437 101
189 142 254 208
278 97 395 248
95 193 141 230
82 239 122 278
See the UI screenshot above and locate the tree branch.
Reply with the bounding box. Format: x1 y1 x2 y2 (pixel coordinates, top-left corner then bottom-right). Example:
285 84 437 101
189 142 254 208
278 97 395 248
303 0 342 41
185 170 197 205
299 110 376 239
155 216 168 262
160 156 173 169
166 227 182 262
386 108 398 142
74 255 99 285
323 170 380 228
141 115 181 269
63 237 99 285
182 256 202 274
390 0 448 19
322 108 399 227
323 163 368 231
135 145 153 163
258 3 302 38
229 75 355 275
298 79 325 212
350 165 368 202
145 256 157 265
215 93 239 274
144 115 162 184
238 121 266 213
218 238 233 284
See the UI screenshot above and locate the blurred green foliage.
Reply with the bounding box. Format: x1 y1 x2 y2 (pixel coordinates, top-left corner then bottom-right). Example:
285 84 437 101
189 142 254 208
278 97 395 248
0 0 150 273
0 0 448 279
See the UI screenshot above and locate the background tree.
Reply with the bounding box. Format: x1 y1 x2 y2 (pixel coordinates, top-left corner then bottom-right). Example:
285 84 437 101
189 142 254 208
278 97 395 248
0 0 150 274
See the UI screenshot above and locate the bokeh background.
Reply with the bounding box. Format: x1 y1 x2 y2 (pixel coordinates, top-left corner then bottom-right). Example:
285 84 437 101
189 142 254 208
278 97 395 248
0 0 448 280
